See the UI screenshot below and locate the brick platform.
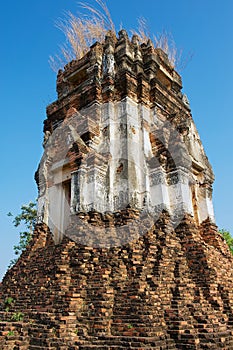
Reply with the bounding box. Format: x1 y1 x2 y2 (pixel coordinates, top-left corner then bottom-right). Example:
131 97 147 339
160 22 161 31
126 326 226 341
1 213 233 349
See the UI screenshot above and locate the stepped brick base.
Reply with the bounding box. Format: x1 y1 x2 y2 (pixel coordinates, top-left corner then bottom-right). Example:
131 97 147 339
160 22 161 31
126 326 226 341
1 212 233 349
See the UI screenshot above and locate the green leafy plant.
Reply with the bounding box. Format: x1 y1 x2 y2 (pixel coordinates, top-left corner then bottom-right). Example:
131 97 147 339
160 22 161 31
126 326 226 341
4 297 14 312
11 312 24 322
8 201 37 267
6 330 15 337
127 323 133 329
219 229 233 255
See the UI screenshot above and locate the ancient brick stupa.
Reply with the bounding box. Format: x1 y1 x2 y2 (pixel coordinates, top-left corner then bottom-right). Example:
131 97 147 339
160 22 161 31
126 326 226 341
1 30 233 349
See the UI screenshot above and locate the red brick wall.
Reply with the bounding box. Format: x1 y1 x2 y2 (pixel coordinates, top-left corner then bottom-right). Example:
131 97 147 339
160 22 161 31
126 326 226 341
1 213 233 349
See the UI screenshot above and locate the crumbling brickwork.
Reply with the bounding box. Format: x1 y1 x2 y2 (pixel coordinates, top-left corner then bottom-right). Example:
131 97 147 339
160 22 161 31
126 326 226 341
1 30 233 349
1 215 233 349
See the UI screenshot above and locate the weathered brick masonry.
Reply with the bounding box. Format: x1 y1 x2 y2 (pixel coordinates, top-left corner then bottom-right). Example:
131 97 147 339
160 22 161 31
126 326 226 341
1 30 233 349
1 216 233 349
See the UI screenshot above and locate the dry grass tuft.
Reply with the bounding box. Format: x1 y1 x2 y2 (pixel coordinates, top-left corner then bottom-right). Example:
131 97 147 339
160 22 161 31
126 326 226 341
133 17 150 44
153 31 178 68
133 18 179 68
50 2 190 72
133 18 192 70
49 0 115 71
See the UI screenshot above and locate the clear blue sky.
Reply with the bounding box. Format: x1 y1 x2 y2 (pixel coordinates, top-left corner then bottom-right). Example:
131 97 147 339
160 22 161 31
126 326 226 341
0 0 232 280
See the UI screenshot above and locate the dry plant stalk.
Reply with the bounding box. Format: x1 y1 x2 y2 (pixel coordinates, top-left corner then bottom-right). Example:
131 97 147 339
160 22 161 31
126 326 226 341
50 2 188 72
133 18 179 68
49 0 115 71
154 31 178 68
134 17 150 44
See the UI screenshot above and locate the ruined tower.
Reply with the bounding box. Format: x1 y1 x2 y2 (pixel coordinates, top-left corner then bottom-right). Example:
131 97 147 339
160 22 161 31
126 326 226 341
1 30 233 349
38 30 214 246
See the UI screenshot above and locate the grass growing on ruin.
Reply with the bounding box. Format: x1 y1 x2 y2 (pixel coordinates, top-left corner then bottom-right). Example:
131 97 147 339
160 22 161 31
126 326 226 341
50 0 115 70
132 17 180 68
11 312 24 322
3 297 14 312
50 0 184 71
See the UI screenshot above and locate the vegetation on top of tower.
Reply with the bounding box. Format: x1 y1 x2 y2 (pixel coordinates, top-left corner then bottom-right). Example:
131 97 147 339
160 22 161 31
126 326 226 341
49 0 186 72
49 0 115 71
131 17 179 68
